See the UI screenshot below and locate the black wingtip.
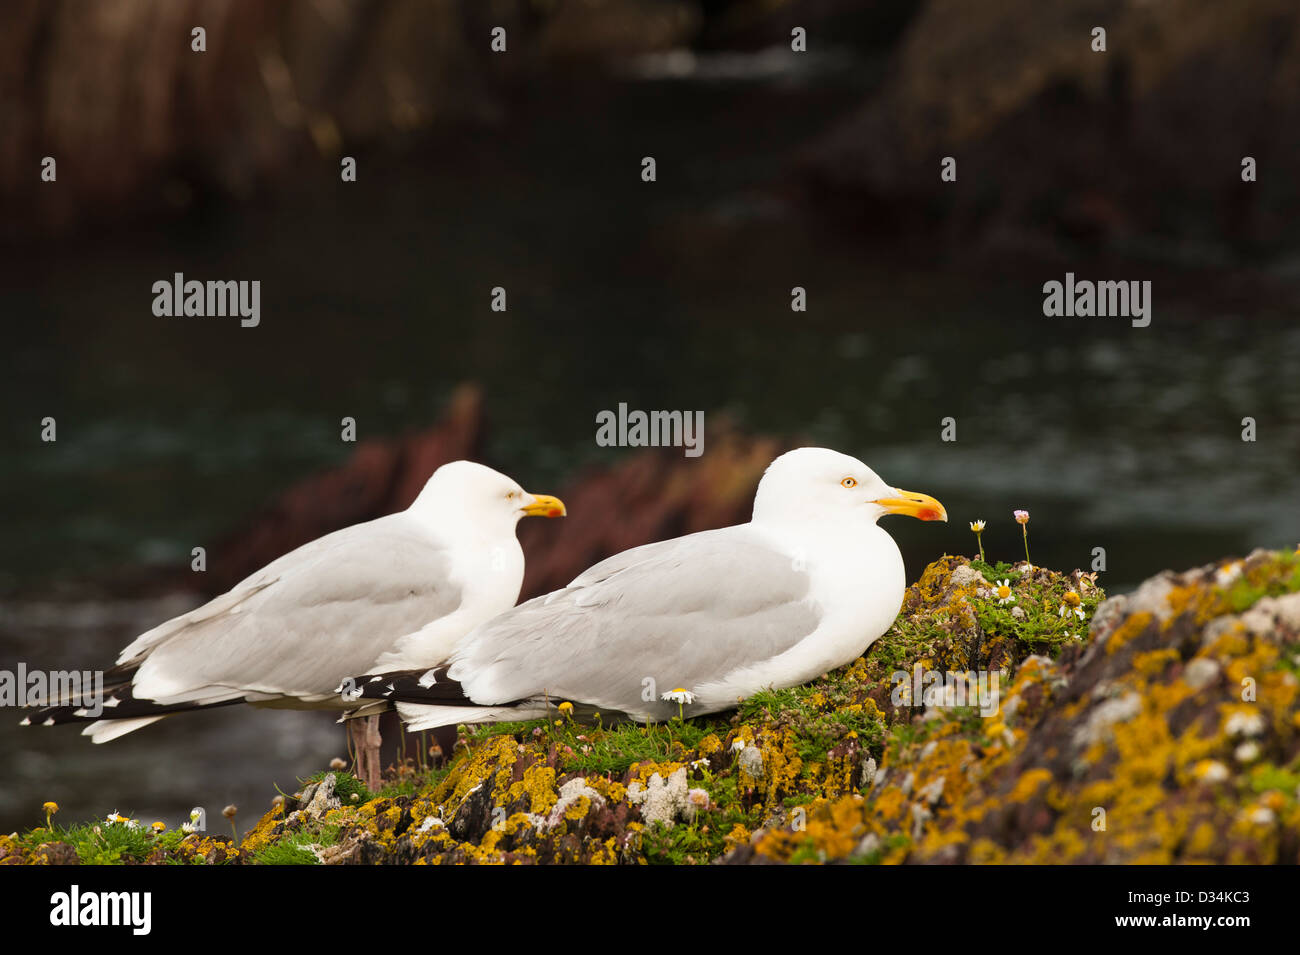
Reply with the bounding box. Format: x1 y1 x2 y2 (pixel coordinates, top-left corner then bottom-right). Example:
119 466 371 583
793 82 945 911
348 665 476 706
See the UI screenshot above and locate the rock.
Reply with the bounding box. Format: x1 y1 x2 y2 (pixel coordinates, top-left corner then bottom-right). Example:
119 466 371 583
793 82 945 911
798 0 1300 257
1182 657 1220 691
627 768 690 828
302 773 341 819
860 756 878 788
918 776 945 806
910 804 931 841
1071 692 1143 750
899 772 914 797
1087 594 1130 646
949 565 985 589
2 1 704 237
852 832 882 860
545 778 607 830
1124 574 1180 625
30 841 80 865
737 745 765 783
315 830 370 866
1224 711 1265 738
17 548 1299 865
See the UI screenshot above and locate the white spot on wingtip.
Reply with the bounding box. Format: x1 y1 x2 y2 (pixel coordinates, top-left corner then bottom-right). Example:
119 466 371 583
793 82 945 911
44 718 55 726
19 716 31 726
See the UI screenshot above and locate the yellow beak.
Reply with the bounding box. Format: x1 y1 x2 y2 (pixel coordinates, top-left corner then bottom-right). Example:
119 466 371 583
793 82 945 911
872 488 948 522
521 493 567 518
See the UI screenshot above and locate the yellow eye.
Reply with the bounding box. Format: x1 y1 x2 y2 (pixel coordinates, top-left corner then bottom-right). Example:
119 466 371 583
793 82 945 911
841 477 857 488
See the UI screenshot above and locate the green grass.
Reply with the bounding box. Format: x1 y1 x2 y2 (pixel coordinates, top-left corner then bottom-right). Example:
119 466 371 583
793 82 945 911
299 769 372 804
17 818 190 865
248 822 341 865
467 712 731 776
969 559 1024 584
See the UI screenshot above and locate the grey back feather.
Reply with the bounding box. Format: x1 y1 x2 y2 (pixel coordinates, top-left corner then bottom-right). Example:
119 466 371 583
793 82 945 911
453 525 819 717
128 515 461 703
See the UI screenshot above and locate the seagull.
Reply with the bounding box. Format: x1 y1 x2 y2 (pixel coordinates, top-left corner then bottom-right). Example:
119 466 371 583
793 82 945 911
23 460 565 789
348 448 945 731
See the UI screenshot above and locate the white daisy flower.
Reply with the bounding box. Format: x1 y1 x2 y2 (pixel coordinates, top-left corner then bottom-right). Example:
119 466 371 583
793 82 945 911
1058 590 1085 619
993 579 1015 605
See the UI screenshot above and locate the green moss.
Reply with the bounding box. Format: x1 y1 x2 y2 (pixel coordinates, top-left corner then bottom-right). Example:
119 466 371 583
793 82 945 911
376 769 448 801
972 578 1100 655
41 550 1300 866
248 822 340 866
969 559 1023 584
1248 763 1300 797
473 714 728 776
1220 551 1300 613
848 832 911 866
300 769 372 804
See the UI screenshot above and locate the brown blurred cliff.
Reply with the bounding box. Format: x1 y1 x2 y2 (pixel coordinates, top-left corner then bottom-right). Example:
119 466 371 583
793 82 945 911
798 0 1300 260
12 0 1300 260
0 0 704 237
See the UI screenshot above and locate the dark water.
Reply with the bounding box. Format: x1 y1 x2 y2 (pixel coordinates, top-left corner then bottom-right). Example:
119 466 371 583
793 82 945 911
2 61 1299 833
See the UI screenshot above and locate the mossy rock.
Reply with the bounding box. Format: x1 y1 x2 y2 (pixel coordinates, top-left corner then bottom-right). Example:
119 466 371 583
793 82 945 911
10 549 1299 865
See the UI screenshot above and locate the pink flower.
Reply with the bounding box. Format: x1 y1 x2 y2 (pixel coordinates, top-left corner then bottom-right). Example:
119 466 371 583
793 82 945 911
1014 509 1030 525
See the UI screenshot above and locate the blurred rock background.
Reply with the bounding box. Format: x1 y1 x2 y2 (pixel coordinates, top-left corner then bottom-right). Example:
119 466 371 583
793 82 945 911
7 0 1300 262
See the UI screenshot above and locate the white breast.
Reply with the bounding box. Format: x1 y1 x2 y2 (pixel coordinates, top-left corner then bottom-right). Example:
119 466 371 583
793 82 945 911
366 533 524 673
696 521 905 710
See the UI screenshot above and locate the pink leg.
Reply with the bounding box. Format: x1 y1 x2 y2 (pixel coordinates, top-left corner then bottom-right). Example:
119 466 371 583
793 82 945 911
348 715 383 792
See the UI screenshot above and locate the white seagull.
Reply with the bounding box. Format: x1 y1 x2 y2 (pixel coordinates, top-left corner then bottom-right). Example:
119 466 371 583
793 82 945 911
349 448 946 730
24 461 565 788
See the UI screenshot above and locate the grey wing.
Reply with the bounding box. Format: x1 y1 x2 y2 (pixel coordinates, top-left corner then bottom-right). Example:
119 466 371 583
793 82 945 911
452 526 820 717
126 516 462 705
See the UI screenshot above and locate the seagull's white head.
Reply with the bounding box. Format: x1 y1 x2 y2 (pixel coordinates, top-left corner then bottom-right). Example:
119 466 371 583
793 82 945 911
411 461 566 530
751 447 947 527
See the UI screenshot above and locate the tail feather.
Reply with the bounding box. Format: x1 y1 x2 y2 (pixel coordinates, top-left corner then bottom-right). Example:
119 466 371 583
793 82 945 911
83 716 167 743
346 665 542 730
22 672 243 737
346 665 478 706
396 702 549 732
